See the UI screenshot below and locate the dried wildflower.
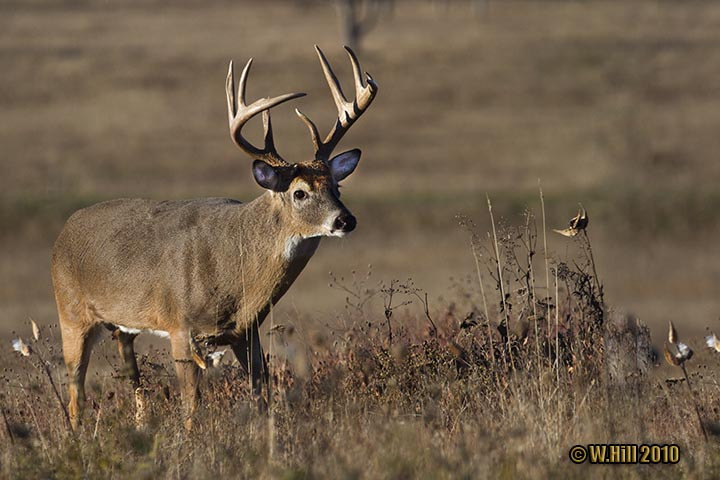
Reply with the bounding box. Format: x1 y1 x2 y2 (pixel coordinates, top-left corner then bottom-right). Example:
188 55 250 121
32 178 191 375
191 353 207 370
664 343 680 366
12 338 31 357
676 342 693 362
664 340 693 366
705 333 720 353
668 321 678 344
30 318 40 341
553 204 588 237
189 334 207 370
206 350 226 368
663 321 707 440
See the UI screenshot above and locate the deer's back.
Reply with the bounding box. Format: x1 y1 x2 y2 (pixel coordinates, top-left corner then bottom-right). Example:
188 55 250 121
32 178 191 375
53 197 243 269
51 197 250 333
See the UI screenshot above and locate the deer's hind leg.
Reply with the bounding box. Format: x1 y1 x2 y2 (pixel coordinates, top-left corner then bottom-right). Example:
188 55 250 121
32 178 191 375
114 330 141 389
59 316 100 431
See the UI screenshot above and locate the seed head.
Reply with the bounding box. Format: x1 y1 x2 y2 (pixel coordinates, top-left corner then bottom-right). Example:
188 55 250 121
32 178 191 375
705 333 720 353
553 204 588 237
11 338 31 357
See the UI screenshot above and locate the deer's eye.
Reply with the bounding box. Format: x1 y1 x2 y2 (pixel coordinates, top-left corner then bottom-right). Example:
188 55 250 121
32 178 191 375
293 190 307 201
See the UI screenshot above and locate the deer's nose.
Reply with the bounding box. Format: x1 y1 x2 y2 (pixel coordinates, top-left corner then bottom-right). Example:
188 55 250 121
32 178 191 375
333 212 356 233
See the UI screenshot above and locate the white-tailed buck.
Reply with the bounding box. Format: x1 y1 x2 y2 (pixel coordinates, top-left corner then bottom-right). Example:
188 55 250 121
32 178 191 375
51 46 377 430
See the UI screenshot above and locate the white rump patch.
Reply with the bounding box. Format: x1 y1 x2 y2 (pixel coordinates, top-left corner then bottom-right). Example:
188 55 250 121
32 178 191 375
117 324 170 338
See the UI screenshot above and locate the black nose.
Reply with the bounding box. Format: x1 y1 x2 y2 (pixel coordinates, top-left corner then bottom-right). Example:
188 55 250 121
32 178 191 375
333 212 356 233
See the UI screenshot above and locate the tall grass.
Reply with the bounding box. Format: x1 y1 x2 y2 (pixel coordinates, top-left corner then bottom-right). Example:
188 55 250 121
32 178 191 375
1 209 719 479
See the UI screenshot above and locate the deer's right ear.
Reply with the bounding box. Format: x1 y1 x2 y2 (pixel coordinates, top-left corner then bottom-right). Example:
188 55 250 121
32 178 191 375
252 160 281 191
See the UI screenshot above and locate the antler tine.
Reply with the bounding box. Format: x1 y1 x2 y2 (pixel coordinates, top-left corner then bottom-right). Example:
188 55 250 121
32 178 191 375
225 58 306 164
238 57 252 108
226 60 237 125
344 45 366 95
295 108 322 153
299 45 378 161
262 110 275 151
314 45 348 116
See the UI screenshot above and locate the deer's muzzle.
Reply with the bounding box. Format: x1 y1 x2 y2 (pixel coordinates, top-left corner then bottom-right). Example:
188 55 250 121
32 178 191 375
333 212 356 233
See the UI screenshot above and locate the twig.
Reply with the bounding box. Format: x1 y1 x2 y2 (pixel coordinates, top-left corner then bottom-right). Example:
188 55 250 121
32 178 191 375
1 401 14 445
384 290 394 346
487 195 514 370
554 267 560 388
581 229 604 306
525 213 543 408
33 353 72 433
539 181 551 368
25 398 49 459
471 241 494 367
680 363 708 441
554 265 561 434
268 306 276 464
411 291 438 336
93 403 102 440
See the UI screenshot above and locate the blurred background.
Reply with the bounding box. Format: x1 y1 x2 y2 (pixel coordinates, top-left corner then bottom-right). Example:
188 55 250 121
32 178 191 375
1 0 719 348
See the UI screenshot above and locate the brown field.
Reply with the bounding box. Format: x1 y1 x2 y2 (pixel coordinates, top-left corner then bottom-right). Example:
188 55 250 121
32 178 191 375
2 0 720 478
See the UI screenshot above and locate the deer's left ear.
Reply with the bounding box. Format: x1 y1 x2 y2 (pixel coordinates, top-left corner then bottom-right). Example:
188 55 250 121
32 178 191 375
328 149 361 182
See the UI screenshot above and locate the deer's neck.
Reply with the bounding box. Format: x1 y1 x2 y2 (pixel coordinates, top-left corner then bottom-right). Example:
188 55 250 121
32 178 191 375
222 193 321 331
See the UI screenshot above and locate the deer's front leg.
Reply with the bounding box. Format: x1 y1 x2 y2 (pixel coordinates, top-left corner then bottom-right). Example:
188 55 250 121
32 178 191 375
60 322 98 431
115 330 141 389
231 323 268 401
114 330 148 427
170 331 199 430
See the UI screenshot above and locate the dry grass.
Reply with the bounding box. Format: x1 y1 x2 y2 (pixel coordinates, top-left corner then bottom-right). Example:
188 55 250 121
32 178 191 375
2 0 720 477
2 211 720 478
2 0 720 342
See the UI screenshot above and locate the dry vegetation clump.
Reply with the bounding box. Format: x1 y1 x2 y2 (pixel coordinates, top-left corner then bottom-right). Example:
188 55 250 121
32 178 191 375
2 209 720 479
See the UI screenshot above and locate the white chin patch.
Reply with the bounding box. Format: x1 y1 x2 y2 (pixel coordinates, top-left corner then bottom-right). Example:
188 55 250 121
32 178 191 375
117 324 170 338
284 235 303 259
283 235 320 260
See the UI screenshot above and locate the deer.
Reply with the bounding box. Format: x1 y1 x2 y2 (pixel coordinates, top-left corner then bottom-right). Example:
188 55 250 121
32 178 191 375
51 45 378 430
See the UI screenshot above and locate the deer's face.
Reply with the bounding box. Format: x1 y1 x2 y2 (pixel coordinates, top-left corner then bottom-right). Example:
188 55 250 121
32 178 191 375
252 149 361 239
225 46 376 243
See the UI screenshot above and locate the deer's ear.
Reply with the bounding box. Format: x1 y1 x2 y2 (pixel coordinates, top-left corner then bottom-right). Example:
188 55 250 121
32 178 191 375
328 149 361 182
252 160 281 191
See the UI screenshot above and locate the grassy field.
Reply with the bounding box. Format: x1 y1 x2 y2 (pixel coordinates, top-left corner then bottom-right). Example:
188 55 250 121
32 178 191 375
2 0 720 477
3 223 720 478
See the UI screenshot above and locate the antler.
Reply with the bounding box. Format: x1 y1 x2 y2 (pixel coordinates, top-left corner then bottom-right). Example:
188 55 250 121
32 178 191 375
295 45 378 161
226 59 306 165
